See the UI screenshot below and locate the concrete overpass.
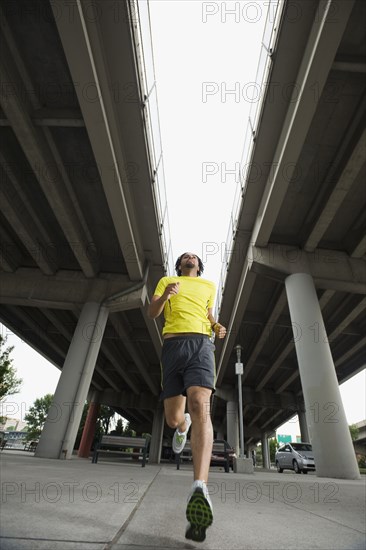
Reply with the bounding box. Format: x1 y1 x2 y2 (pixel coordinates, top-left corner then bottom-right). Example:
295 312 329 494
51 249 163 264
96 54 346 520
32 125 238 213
213 0 365 478
0 0 365 478
0 0 172 460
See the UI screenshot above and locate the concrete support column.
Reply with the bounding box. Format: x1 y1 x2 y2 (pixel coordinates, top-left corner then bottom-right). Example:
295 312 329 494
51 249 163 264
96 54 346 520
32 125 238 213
227 400 239 456
215 417 226 441
261 433 270 469
35 302 108 459
285 273 360 479
149 405 164 464
298 408 310 443
77 390 101 458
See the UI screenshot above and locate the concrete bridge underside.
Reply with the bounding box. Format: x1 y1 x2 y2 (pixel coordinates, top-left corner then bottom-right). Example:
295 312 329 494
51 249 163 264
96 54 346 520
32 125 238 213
0 0 365 478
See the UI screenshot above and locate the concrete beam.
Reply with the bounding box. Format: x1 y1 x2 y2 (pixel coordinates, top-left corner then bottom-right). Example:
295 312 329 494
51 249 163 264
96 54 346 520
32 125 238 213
51 0 144 281
100 389 157 411
327 297 366 342
0 218 27 273
249 245 366 294
100 344 140 395
0 109 85 127
255 341 294 392
0 156 57 275
216 269 257 385
216 385 298 412
214 387 236 402
0 22 99 278
107 285 148 314
251 0 355 247
275 370 300 394
255 290 365 392
140 293 163 357
260 410 284 429
0 269 144 309
249 409 266 426
32 108 84 127
332 56 366 73
305 129 366 252
352 235 366 259
243 290 287 381
335 336 366 368
6 306 65 359
109 314 159 396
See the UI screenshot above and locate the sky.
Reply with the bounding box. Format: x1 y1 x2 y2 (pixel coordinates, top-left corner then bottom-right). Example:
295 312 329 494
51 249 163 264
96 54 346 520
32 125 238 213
148 0 271 285
1 1 365 437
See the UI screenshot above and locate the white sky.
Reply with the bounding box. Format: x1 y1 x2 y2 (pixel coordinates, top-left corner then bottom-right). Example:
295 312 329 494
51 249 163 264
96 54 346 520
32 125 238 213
1 1 365 438
148 0 270 285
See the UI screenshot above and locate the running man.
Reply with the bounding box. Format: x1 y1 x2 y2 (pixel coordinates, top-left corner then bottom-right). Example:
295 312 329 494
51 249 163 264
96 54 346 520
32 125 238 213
148 252 226 542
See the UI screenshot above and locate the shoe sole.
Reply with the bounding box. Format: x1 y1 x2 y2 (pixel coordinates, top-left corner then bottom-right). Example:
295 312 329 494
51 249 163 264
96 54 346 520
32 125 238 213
185 488 213 542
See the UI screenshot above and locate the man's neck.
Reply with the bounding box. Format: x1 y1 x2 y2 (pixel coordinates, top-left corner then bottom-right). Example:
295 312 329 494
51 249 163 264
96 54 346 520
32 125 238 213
180 269 197 277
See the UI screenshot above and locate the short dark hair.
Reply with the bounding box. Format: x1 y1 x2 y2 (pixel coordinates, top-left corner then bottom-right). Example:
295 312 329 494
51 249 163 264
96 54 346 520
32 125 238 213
175 252 204 277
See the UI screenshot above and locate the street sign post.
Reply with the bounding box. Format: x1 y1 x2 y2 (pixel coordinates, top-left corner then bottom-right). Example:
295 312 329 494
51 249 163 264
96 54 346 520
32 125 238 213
235 344 245 458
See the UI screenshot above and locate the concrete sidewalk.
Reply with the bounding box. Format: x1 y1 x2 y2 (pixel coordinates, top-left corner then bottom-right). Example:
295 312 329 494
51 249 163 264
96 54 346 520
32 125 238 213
0 450 365 550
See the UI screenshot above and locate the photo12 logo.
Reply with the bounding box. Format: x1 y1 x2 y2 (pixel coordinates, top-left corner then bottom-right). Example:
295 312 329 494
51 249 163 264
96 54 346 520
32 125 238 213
201 2 275 24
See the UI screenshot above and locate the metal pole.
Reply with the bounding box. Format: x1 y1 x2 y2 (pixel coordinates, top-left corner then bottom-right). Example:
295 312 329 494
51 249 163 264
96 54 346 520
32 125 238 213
235 345 245 458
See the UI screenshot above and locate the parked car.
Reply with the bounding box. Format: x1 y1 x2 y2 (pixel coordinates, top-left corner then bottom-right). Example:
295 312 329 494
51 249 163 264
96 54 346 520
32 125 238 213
212 439 236 470
275 442 315 474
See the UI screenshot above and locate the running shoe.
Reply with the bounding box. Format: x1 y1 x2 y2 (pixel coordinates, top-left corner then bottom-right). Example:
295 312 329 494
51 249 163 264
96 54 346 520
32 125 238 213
185 480 213 542
172 413 191 454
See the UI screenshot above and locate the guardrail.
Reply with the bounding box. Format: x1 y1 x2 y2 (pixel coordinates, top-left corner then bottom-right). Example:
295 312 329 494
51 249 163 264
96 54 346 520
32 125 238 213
129 0 175 276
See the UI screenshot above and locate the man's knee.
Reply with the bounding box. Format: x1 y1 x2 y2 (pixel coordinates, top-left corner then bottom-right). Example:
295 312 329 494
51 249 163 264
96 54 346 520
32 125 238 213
164 396 186 429
187 389 211 420
165 414 181 430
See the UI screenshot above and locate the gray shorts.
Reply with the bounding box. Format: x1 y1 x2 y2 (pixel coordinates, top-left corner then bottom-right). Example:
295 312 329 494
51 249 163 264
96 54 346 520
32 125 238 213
160 334 216 400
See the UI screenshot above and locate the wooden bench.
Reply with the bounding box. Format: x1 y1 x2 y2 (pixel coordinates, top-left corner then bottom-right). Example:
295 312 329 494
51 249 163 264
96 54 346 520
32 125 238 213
92 435 149 467
175 440 231 473
24 440 38 452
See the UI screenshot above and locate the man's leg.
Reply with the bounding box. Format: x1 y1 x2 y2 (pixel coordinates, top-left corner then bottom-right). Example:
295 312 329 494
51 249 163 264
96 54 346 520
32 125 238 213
185 386 213 542
186 386 213 482
164 395 187 431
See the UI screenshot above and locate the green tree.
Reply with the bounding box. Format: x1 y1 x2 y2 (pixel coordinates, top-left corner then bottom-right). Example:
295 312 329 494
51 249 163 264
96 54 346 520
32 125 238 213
255 445 263 466
109 418 134 437
24 394 54 441
98 405 115 434
122 420 135 436
269 438 279 464
115 418 124 435
349 424 359 441
0 335 22 403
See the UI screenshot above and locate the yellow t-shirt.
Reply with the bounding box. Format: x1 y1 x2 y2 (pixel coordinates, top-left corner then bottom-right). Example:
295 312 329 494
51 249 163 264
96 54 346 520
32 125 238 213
153 276 216 336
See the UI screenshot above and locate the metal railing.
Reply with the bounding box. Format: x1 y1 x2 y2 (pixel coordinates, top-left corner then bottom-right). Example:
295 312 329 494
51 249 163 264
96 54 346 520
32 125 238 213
130 0 175 276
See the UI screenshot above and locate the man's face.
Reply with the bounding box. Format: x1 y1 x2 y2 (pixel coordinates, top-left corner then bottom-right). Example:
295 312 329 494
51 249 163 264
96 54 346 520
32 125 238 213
180 252 199 273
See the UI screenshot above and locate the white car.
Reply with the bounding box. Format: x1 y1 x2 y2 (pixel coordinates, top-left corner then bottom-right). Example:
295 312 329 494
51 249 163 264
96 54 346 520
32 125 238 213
275 442 315 474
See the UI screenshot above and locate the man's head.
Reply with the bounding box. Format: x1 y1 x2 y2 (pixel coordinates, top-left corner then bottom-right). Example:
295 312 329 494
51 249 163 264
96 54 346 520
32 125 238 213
175 252 204 277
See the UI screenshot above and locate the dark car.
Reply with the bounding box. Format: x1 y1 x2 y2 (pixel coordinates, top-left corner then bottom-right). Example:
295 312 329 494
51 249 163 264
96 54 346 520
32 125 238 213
211 439 236 471
275 442 315 474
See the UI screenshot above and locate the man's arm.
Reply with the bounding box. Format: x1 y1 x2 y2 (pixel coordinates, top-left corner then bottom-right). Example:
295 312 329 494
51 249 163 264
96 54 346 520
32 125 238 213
207 308 226 339
147 282 180 319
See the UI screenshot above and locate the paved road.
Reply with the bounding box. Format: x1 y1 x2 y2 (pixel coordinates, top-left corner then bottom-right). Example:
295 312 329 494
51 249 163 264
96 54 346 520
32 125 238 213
0 451 365 549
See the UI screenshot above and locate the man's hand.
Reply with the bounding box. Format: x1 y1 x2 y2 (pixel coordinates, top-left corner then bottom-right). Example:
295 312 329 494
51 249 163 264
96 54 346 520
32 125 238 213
163 282 180 300
147 283 180 319
213 323 226 339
